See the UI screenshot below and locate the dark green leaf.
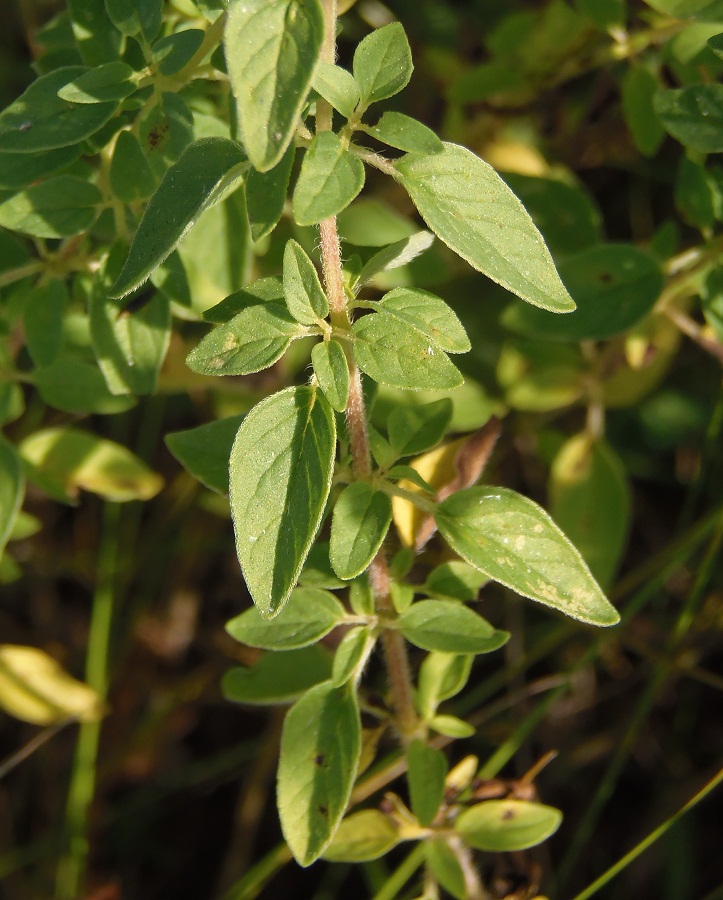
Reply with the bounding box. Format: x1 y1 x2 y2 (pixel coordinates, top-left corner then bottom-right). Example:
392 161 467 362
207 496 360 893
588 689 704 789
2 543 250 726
293 132 365 226
187 303 303 376
387 398 452 457
283 239 329 324
643 0 723 20
622 66 666 157
105 0 162 40
709 32 723 57
0 146 81 190
352 311 463 390
138 92 195 177
0 175 101 239
23 280 67 367
395 143 575 313
299 542 348 590
455 800 562 852
378 288 470 353
224 0 324 171
323 810 399 862
69 0 122 65
245 143 295 242
386 465 436 493
675 156 716 229
203 276 285 323
0 67 118 153
654 85 723 152
424 560 488 602
109 130 156 202
110 138 247 298
165 414 245 494
407 739 447 826
574 0 626 27
278 681 361 866
312 62 361 118
0 438 24 560
222 646 333 706
33 356 136 415
362 111 443 155
398 599 509 653
230 386 336 617
330 482 392 580
312 339 350 412
436 487 620 626
353 22 413 106
152 29 205 76
57 61 136 103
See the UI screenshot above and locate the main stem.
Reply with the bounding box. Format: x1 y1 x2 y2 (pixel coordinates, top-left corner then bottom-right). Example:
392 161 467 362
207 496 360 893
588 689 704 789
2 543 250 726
318 0 418 742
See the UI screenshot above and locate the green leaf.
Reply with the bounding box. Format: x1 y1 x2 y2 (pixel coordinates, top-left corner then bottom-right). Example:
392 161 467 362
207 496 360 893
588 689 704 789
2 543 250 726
455 800 562 852
337 197 416 246
357 231 435 287
226 587 345 650
549 435 631 590
497 339 584 412
23 279 67 367
425 840 466 900
398 599 509 654
0 176 101 239
0 146 81 191
395 143 575 313
230 386 336 617
0 67 118 153
299 542 347 590
0 439 24 561
675 156 716 229
417 652 473 719
312 62 361 118
654 85 723 152
643 0 723 20
224 0 324 172
436 487 620 626
702 267 723 340
152 29 205 76
165 414 245 494
33 356 136 416
378 288 470 353
574 0 626 28
362 112 443 155
424 560 488 602
429 714 475 738
387 398 452 457
57 61 136 103
138 92 195 177
222 646 332 706
293 132 365 226
278 681 361 866
329 482 392 580
353 22 413 106
622 66 666 157
109 131 156 202
68 0 123 66
110 138 247 298
387 465 436 494
283 239 329 324
331 626 372 686
204 276 285 323
709 32 723 57
323 810 399 862
105 0 162 40
312 339 350 412
502 245 664 342
352 311 463 390
245 143 295 242
186 303 303 376
407 739 447 826
20 427 162 503
349 576 374 615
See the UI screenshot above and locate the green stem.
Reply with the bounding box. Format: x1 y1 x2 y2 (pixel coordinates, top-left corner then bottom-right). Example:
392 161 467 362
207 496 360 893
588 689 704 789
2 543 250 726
55 503 121 900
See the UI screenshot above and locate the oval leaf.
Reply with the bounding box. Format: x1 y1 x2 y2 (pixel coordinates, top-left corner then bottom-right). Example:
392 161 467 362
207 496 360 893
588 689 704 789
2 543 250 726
323 810 399 862
395 143 575 313
363 111 444 155
654 85 723 153
56 61 136 103
436 487 620 626
312 62 361 118
0 176 101 239
222 645 333 706
230 386 336 618
331 626 373 686
330 482 392 580
0 439 24 560
353 22 413 105
225 0 324 172
398 599 510 654
387 398 453 457
312 339 350 412
378 288 470 353
278 681 361 866
283 240 329 324
407 739 447 826
246 143 296 242
455 799 562 852
165 414 245 495
293 132 366 226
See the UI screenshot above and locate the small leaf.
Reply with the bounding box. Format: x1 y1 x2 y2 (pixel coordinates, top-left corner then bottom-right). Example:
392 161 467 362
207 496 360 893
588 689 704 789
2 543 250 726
357 231 435 287
246 143 295 242
395 143 575 313
204 276 285 323
225 0 325 171
323 810 399 862
654 85 723 152
226 588 345 650
105 0 162 39
278 681 361 866
353 22 413 106
622 66 666 157
377 288 470 353
283 240 329 324
24 279 67 367
186 303 303 376
497 339 584 412
424 560 488 602
299 542 348 590
230 386 336 617
0 145 81 191
222 646 332 706
33 356 136 416
109 131 156 202
312 339 350 411
352 311 463 390
407 739 447 826
0 176 101 239
330 482 392 580
417 652 473 719
139 92 194 177
387 398 453 457
0 439 24 560
57 61 136 103
398 600 509 654
429 714 475 738
386 465 436 494
152 28 205 76
20 427 162 503
0 644 103 725
455 799 562 852
425 840 466 900
69 0 123 65
110 138 247 298
165 414 245 495
331 626 372 685
643 0 723 21
312 62 361 118
293 132 365 226
338 197 416 246
436 487 620 626
363 111 443 155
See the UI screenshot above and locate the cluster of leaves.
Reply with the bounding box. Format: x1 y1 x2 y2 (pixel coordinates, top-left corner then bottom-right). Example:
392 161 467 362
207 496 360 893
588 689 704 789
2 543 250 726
0 0 722 898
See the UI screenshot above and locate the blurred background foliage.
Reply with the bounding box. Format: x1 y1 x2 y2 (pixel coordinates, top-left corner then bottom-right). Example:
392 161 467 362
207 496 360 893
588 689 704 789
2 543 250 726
0 1 722 899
